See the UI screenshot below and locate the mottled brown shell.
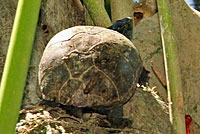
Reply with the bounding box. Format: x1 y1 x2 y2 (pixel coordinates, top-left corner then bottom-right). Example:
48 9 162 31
38 26 143 108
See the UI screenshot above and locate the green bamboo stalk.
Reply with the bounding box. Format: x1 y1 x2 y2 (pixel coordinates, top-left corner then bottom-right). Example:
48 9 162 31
105 0 111 18
110 0 133 22
83 0 112 27
0 0 41 133
157 0 186 133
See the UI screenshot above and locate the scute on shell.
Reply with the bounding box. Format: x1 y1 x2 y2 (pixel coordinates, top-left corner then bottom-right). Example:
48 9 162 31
38 26 143 109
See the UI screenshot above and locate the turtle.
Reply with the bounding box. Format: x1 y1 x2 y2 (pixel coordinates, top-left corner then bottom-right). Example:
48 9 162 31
38 17 147 126
107 17 133 40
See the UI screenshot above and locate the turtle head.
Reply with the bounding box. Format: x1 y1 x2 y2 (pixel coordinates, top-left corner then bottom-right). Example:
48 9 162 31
107 17 133 40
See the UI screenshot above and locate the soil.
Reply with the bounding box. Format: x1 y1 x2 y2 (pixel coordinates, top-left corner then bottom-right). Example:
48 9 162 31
16 86 171 134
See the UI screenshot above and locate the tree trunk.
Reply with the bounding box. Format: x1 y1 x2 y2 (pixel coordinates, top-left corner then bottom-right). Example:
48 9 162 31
132 0 200 132
0 1 17 82
110 0 133 22
0 0 93 108
83 0 111 27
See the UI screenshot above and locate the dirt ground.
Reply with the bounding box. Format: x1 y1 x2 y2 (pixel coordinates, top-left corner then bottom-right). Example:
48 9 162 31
16 86 171 134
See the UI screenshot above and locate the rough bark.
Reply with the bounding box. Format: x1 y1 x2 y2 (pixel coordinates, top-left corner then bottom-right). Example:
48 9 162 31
110 0 133 22
0 0 93 108
173 0 200 126
0 1 17 81
132 0 200 132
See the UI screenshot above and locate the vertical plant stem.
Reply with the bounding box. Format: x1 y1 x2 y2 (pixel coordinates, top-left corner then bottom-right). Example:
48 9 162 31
157 0 186 133
105 0 111 18
0 0 41 133
83 0 112 27
110 0 133 22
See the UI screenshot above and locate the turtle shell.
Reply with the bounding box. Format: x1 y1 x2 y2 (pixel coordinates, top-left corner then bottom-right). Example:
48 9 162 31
38 26 143 109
